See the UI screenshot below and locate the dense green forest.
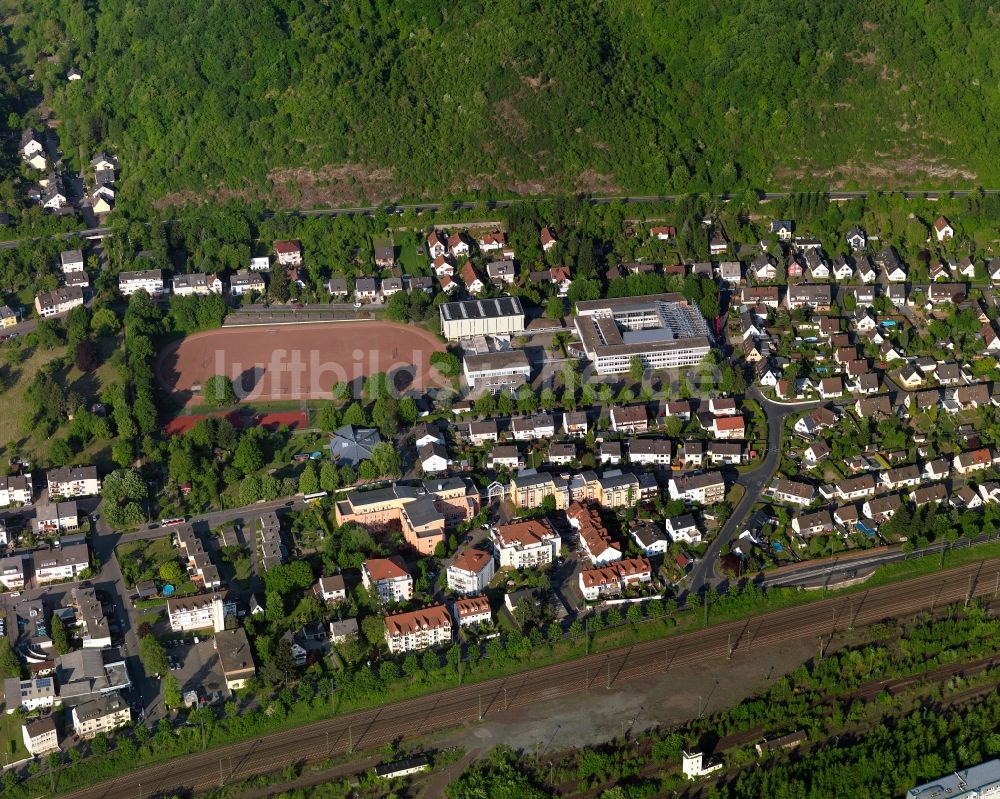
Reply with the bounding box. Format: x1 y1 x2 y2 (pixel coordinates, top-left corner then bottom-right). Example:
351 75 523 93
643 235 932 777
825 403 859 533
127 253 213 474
5 0 999 210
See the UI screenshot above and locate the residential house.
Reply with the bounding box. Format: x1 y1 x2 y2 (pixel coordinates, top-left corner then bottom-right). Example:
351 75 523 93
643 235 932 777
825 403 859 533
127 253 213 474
863 494 902 522
478 231 506 251
214 627 256 692
628 438 672 468
598 440 622 466
819 377 844 399
792 510 834 536
664 513 701 544
487 445 522 470
511 413 555 441
510 471 568 509
629 519 669 556
751 253 777 281
381 276 404 298
547 442 577 466
60 249 85 274
804 250 829 279
717 261 742 287
913 484 948 506
273 240 302 266
835 474 877 501
708 441 744 465
846 226 867 251
172 272 223 296
924 459 950 481
882 464 922 491
877 246 908 283
329 618 359 643
954 448 993 475
933 216 954 241
769 478 815 506
448 232 470 259
540 227 558 252
831 255 853 281
742 285 780 307
578 558 653 601
711 415 745 439
229 270 265 296
354 278 381 303
314 575 347 604
33 540 88 583
786 284 832 310
466 420 499 446
650 225 676 241
770 220 793 241
709 231 728 255
563 411 588 437
486 260 516 284
610 405 648 434
460 262 485 294
427 231 447 259
419 443 450 474
804 441 831 463
856 256 878 283
0 474 32 507
3 677 56 713
166 593 234 633
953 484 983 510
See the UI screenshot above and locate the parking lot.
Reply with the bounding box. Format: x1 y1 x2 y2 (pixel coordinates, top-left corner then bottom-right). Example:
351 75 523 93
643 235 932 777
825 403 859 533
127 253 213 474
166 638 226 704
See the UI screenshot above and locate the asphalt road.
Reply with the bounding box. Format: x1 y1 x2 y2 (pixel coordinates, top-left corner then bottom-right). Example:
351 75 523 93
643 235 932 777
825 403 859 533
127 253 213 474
684 389 818 593
55 555 1000 799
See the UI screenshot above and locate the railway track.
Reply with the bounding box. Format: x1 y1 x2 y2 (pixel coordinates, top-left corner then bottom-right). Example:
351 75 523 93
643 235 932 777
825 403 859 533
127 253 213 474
58 558 1000 799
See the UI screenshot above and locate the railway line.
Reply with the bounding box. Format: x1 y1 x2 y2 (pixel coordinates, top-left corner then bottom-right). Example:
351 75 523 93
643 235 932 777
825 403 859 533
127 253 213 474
58 557 1000 799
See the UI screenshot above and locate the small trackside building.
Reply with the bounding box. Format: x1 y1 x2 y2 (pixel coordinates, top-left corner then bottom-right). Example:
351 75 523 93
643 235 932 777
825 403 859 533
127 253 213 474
439 297 526 341
384 605 453 654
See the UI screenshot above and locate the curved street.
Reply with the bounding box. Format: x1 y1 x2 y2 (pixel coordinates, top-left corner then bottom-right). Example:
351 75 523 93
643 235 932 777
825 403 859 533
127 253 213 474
685 388 818 593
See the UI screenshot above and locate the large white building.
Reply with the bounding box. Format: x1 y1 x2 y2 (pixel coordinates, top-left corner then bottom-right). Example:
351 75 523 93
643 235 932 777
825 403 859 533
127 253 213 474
384 605 453 654
907 759 1000 799
492 519 561 569
60 249 85 273
573 294 712 374
119 269 166 296
46 465 101 499
446 548 495 595
439 297 525 341
166 593 234 633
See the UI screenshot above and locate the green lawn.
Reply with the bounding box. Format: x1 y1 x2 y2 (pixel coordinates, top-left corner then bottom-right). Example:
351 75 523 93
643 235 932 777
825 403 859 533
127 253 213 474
0 706 30 762
116 536 180 587
395 230 427 276
0 343 66 454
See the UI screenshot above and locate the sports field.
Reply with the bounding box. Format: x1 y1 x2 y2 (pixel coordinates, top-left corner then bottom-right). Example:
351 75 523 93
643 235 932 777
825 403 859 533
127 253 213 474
155 321 446 404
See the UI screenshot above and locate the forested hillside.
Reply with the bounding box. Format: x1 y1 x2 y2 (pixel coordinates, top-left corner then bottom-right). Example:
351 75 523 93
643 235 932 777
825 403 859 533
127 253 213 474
7 0 1000 209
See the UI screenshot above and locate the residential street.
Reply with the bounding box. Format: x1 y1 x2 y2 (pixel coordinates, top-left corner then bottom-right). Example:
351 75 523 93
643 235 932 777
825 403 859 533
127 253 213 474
684 389 818 593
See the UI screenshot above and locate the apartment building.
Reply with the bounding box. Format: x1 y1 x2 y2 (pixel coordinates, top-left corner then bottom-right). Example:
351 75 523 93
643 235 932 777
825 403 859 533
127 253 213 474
118 269 166 296
175 523 222 589
509 471 569 510
256 511 287 571
578 557 653 601
172 272 223 296
33 541 89 584
384 605 453 654
668 472 726 504
451 595 492 628
72 695 131 738
22 717 59 755
46 465 100 498
35 286 84 318
166 593 234 633
567 501 621 564
0 473 33 506
446 548 495 595
492 519 561 569
362 557 413 603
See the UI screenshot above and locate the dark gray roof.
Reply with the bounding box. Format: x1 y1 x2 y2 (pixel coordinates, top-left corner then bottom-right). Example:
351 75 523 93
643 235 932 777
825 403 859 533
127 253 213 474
439 296 524 322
